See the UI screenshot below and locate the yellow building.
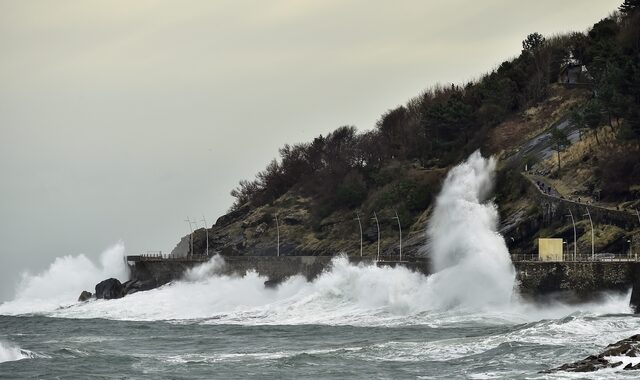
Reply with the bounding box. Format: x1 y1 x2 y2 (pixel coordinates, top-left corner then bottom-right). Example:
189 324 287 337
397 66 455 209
538 238 563 261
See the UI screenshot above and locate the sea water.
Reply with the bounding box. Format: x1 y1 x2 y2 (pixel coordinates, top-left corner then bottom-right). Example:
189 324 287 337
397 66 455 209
1 153 638 379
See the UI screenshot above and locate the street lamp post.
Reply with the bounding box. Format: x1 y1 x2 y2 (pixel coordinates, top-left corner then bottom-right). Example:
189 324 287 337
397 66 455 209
274 213 280 257
584 208 595 261
185 217 194 257
201 215 209 257
392 209 402 262
566 210 577 261
355 212 363 257
371 212 380 262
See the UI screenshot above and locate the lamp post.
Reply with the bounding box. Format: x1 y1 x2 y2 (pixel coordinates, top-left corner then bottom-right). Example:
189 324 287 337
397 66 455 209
627 238 633 260
274 213 280 257
201 215 209 257
392 209 402 262
584 208 595 261
184 217 194 257
355 211 363 257
371 212 380 262
566 210 577 261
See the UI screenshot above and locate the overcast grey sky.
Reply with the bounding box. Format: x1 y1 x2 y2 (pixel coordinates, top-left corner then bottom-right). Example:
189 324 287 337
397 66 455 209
0 0 621 300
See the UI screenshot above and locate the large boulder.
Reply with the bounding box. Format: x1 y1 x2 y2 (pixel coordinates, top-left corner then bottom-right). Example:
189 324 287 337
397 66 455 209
78 290 92 302
122 279 159 295
545 334 640 373
94 278 125 300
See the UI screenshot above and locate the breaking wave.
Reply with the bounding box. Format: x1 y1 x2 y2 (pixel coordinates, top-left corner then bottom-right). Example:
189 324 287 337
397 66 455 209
426 151 516 309
0 242 128 315
0 153 632 325
0 341 38 363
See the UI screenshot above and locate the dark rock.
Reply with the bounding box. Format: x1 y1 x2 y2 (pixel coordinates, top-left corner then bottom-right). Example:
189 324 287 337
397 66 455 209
122 279 159 295
264 278 284 288
215 204 250 227
283 215 303 225
546 334 640 373
95 278 125 300
78 290 92 302
630 271 640 314
363 226 378 243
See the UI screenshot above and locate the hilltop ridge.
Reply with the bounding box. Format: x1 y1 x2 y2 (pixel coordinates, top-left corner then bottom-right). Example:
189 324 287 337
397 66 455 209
174 3 640 260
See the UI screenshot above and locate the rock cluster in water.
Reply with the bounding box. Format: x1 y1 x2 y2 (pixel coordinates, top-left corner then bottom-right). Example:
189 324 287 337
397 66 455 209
78 278 158 302
547 335 640 372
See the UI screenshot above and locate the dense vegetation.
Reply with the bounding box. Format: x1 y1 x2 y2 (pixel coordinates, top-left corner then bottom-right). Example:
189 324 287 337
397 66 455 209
230 1 640 223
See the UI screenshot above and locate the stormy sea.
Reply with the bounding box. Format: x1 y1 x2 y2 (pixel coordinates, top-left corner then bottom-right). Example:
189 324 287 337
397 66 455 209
1 153 637 379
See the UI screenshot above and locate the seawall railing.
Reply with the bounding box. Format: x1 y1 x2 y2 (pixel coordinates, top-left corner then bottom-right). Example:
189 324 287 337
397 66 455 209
511 254 638 262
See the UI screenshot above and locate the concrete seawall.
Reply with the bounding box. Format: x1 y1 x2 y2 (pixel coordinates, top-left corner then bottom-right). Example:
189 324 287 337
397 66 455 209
514 261 640 304
128 255 431 285
127 255 640 312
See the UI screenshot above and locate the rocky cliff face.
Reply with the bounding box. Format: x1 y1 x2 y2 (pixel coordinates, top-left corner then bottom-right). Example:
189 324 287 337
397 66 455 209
171 85 638 261
180 192 430 259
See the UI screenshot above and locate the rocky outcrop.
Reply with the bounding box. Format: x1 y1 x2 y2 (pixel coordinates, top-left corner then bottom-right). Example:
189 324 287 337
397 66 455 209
78 290 92 302
94 278 125 300
546 335 640 372
122 279 159 295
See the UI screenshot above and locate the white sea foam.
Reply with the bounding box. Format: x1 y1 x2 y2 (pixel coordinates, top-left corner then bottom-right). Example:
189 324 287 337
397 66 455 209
0 153 632 328
425 151 516 309
0 341 35 363
0 242 128 315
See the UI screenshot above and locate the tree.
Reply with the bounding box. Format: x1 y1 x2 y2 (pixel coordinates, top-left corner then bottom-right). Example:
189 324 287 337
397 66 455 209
550 127 570 171
582 100 604 144
522 33 549 102
569 108 586 140
522 33 545 52
620 0 640 14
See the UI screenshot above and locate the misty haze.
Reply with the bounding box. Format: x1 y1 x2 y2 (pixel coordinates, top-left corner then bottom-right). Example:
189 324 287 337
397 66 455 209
2 1 640 378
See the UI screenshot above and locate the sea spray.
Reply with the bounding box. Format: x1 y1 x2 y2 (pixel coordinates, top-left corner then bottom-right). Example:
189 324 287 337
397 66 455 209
183 254 226 281
0 242 128 315
0 341 35 363
0 153 630 324
425 151 515 308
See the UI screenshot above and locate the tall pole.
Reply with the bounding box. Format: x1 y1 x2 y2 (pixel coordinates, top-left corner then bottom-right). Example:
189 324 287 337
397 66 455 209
636 208 639 261
355 212 363 257
201 215 209 257
567 210 577 261
372 212 380 261
274 213 280 257
583 208 594 261
393 209 402 261
185 217 194 257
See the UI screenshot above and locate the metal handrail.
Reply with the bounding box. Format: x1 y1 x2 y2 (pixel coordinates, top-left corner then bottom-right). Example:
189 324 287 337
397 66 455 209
511 254 639 262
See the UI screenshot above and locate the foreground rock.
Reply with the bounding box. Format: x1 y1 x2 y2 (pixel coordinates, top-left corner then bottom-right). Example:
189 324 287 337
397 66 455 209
546 335 640 372
78 290 92 302
94 278 125 300
122 279 159 295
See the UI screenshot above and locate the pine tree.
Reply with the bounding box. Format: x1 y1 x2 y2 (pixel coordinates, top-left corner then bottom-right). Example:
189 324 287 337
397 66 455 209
619 0 640 14
550 127 570 171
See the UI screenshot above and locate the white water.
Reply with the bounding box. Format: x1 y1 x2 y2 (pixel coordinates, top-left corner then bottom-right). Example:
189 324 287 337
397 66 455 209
0 152 631 328
0 242 128 315
0 341 34 363
426 151 516 309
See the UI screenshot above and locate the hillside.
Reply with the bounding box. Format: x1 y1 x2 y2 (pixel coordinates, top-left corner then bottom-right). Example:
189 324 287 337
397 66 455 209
173 3 640 260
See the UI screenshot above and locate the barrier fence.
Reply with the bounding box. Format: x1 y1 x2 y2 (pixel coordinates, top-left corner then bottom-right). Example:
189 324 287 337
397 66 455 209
511 254 639 262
